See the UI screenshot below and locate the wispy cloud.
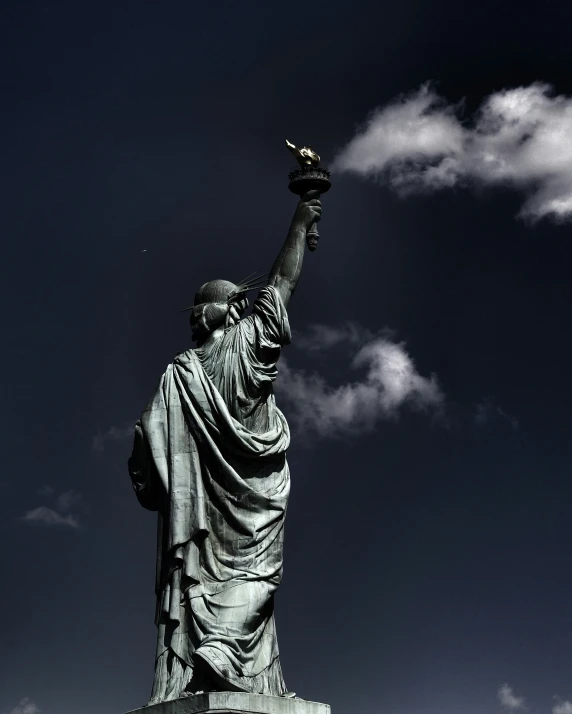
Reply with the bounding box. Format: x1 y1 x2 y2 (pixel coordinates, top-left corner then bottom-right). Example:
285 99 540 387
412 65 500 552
553 700 572 714
498 684 526 711
475 398 519 430
332 82 572 222
22 506 79 529
37 485 54 498
21 489 83 529
92 424 134 453
55 489 82 512
4 698 40 714
293 322 380 351
276 325 443 437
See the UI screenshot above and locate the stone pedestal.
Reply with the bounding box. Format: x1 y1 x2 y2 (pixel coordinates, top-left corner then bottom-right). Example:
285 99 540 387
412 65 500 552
125 693 330 714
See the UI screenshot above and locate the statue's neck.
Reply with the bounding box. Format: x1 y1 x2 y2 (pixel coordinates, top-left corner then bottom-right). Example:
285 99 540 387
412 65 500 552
196 326 225 350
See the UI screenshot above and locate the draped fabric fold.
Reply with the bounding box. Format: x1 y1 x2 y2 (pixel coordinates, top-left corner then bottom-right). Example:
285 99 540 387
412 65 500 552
129 287 292 703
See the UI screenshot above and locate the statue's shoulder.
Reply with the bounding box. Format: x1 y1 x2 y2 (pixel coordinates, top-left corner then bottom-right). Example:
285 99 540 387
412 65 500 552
173 347 198 365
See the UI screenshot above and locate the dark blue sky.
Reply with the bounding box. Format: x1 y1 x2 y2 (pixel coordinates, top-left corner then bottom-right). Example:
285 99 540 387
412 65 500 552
1 2 572 714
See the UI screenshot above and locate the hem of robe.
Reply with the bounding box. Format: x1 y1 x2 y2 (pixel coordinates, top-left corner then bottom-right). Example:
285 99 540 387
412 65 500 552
148 648 287 703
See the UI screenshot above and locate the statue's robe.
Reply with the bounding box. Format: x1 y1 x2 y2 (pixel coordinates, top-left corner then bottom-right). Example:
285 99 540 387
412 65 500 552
129 287 291 703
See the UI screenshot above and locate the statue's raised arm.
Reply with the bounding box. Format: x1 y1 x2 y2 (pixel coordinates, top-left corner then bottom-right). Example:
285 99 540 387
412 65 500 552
268 190 322 307
269 139 331 306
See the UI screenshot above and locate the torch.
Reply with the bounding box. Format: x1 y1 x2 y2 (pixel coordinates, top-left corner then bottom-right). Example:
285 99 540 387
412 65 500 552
286 140 331 251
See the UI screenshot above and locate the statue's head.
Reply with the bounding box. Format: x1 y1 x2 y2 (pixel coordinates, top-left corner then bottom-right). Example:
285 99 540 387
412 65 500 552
193 279 238 306
189 279 248 344
181 273 269 344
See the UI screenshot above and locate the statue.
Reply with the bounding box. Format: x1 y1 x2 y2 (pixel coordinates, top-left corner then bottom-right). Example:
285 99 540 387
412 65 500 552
127 144 328 705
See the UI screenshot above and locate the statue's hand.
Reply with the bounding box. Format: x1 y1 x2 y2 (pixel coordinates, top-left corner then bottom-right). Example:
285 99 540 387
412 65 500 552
293 190 322 233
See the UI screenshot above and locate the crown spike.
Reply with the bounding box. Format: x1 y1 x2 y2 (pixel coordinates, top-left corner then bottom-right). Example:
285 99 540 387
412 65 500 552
235 270 258 286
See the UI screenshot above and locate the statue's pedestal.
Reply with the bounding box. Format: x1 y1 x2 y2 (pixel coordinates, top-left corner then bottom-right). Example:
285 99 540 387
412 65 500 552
125 693 330 714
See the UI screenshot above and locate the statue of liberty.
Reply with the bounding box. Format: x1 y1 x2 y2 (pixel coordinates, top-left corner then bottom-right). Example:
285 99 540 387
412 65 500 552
128 178 322 704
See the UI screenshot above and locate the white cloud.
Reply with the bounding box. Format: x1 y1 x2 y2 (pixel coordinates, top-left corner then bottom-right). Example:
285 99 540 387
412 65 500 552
20 488 84 529
553 700 572 714
498 684 526 711
92 424 134 453
55 489 82 512
5 697 40 714
332 82 572 222
276 326 443 437
22 506 79 529
475 398 519 430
